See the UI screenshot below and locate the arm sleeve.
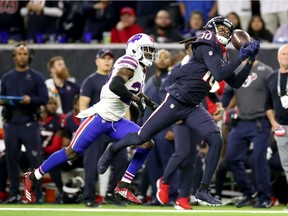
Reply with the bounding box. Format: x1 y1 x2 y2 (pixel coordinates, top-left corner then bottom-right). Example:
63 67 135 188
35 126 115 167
109 76 133 104
224 62 253 89
221 85 234 108
200 45 242 81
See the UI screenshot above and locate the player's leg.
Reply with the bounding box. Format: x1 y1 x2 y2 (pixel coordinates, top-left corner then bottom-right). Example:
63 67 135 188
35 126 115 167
98 94 181 175
185 105 222 206
174 126 198 210
23 115 106 203
103 119 149 204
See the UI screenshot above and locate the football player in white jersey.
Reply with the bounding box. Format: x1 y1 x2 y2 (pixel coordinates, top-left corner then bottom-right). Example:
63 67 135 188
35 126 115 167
23 33 159 204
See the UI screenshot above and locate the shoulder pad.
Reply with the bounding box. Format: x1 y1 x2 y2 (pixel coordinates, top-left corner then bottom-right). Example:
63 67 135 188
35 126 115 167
195 30 219 47
117 55 139 71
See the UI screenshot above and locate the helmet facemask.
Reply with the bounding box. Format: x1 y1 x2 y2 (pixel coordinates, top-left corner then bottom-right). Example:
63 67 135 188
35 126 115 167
137 45 159 67
204 16 234 46
214 24 233 46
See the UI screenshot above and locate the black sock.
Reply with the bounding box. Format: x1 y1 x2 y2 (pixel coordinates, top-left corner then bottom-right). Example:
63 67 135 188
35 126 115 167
29 171 37 183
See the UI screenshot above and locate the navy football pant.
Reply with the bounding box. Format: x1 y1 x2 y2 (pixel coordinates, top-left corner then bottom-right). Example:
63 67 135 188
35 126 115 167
111 94 222 186
145 128 179 202
162 123 198 198
139 94 221 186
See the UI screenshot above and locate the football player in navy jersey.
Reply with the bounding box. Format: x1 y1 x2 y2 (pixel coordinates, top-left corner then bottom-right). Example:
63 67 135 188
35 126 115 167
98 16 261 206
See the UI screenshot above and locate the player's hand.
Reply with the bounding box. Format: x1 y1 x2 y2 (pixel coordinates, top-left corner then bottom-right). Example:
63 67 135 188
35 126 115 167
135 97 145 118
238 42 254 61
248 41 260 62
146 98 159 111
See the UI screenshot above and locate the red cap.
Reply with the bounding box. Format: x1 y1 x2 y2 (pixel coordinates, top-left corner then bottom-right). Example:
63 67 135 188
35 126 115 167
120 7 135 16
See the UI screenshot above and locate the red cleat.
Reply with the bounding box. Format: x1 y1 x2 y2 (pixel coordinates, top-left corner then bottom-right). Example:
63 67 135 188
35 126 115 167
114 181 142 204
156 177 170 204
174 197 193 210
22 171 36 204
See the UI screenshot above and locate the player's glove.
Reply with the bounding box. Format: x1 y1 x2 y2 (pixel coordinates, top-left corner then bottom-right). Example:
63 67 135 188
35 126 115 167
238 42 254 61
145 98 159 111
134 97 146 118
248 40 260 62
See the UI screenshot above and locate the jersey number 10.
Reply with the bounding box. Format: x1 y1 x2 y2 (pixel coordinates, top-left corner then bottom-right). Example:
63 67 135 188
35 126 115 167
202 71 215 88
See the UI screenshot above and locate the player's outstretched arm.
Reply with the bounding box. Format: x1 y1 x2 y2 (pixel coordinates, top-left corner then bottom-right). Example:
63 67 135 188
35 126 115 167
138 92 159 111
225 41 260 88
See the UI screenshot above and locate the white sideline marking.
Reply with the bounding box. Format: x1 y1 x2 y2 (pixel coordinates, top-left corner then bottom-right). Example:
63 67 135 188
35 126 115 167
0 208 287 214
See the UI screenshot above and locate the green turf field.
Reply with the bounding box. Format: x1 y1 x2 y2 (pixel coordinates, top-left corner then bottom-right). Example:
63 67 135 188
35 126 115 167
0 204 288 216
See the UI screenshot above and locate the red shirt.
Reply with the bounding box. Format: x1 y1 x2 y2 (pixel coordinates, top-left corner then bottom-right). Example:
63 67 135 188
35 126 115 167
111 24 143 43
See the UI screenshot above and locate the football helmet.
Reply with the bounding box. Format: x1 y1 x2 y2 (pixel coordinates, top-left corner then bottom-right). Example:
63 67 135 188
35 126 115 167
126 33 159 67
204 16 235 46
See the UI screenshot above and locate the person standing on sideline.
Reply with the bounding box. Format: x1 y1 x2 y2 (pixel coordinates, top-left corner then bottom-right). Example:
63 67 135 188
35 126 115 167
23 33 159 204
222 59 273 208
265 44 288 210
0 43 49 203
80 49 128 207
98 16 260 206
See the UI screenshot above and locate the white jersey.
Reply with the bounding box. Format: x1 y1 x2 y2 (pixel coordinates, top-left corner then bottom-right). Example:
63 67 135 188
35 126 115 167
77 54 146 121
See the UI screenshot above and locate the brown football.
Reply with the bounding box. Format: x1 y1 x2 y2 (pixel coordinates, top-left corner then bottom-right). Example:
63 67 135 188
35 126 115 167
231 29 251 50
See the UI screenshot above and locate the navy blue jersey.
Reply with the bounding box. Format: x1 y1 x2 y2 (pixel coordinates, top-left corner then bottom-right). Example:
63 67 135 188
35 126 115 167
80 72 108 106
57 80 80 114
167 30 249 105
1 69 49 123
40 114 62 149
62 111 80 139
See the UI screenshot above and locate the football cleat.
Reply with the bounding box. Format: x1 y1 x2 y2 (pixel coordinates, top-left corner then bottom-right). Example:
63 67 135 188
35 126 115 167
22 171 36 204
195 189 222 206
174 197 193 210
114 181 142 204
156 177 170 204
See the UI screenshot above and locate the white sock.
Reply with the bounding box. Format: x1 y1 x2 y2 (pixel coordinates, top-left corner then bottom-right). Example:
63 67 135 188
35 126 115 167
34 168 43 180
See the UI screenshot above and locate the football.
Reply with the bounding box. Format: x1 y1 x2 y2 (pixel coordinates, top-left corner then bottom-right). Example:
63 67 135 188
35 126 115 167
231 29 251 50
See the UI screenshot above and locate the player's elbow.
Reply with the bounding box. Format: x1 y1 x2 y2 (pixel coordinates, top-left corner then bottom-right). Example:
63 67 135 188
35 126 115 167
109 76 126 94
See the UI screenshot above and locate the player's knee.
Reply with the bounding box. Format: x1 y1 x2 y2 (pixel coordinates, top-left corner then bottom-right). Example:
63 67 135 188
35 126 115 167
65 146 79 160
128 132 144 145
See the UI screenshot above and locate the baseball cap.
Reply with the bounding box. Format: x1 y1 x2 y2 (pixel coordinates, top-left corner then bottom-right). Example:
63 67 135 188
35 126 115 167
120 7 135 16
96 48 114 59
